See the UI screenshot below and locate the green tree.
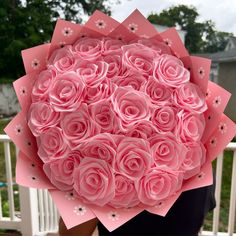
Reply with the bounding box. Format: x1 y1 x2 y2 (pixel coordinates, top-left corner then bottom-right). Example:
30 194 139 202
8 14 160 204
0 0 118 81
148 5 232 53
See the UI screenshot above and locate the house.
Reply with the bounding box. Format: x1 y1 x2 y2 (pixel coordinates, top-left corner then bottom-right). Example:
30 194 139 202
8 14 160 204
201 36 236 122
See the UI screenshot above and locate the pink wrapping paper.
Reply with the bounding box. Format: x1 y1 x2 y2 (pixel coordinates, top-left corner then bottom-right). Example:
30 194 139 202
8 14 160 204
4 9 236 231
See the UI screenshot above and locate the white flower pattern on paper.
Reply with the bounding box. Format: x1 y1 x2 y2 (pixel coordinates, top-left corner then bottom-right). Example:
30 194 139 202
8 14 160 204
31 59 40 69
20 86 27 96
197 172 205 180
164 38 172 46
59 41 66 48
198 67 205 79
209 136 217 147
62 27 73 37
155 201 165 209
205 89 211 99
218 122 227 134
213 96 221 108
95 19 107 29
128 23 138 32
108 211 120 221
15 124 23 135
73 205 87 216
65 192 75 201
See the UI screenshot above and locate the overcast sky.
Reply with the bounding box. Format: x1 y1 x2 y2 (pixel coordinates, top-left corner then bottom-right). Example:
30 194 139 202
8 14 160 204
110 0 236 35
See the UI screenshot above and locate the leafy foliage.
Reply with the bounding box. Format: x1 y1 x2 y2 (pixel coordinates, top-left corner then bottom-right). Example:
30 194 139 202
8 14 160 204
148 5 233 53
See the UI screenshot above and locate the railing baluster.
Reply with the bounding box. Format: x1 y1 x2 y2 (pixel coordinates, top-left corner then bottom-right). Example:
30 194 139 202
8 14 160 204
3 141 15 220
38 189 45 232
43 189 50 231
213 152 224 235
228 150 236 235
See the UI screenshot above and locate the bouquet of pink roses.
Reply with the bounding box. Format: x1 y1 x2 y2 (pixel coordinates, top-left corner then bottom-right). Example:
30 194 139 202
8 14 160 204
5 9 236 231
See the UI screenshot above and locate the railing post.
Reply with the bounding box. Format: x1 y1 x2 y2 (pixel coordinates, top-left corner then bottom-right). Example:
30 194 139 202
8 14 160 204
19 186 39 236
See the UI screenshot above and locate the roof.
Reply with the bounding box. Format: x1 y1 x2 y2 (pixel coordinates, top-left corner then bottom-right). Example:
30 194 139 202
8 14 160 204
199 48 236 62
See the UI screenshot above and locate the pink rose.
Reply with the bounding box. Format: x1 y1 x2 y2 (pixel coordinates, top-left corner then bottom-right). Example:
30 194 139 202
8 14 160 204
111 87 151 130
122 43 157 77
135 168 183 206
144 76 172 106
109 174 139 208
89 99 118 133
103 54 122 79
153 54 190 87
72 37 102 61
32 67 57 102
114 137 153 180
75 60 108 87
135 38 172 55
84 80 115 104
149 133 187 170
37 127 69 163
126 120 158 139
28 101 60 136
176 110 205 142
151 106 177 133
181 142 206 179
60 103 100 149
79 133 117 165
49 72 85 112
102 38 124 55
73 157 115 206
112 71 146 91
43 150 82 190
47 45 75 73
173 82 207 114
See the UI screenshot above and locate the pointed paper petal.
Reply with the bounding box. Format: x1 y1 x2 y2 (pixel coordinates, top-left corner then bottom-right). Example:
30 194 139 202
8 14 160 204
205 114 236 161
160 28 189 58
182 162 213 191
122 9 158 38
92 204 144 232
13 73 37 112
4 111 38 162
16 151 53 189
22 43 50 74
49 190 96 229
84 10 119 36
49 19 82 56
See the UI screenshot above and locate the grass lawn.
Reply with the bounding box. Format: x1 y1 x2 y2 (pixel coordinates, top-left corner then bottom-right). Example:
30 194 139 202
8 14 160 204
0 119 235 232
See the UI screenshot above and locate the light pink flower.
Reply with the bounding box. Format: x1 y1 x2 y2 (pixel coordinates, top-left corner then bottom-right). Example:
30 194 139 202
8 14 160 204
79 133 117 165
47 45 75 73
32 67 57 102
103 54 122 79
149 133 187 170
181 142 206 179
72 37 102 61
114 137 153 180
73 157 115 206
28 101 60 136
75 60 108 87
135 168 183 206
49 72 85 112
144 76 172 106
37 127 69 163
112 71 146 91
135 38 172 55
89 99 118 133
111 86 151 130
153 54 190 87
60 103 100 149
43 150 82 190
126 120 158 139
151 106 177 133
173 82 207 114
122 43 157 77
176 110 205 142
109 174 139 208
102 38 124 55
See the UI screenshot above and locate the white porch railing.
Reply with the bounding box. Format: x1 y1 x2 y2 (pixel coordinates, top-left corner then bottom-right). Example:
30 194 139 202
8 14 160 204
0 134 235 236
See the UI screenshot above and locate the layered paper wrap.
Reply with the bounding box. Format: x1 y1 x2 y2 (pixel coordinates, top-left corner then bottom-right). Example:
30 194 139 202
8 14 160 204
4 9 236 231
